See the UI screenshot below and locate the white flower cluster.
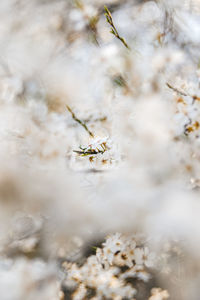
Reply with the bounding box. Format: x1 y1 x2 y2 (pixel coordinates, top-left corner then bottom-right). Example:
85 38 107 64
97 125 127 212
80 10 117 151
63 233 158 299
71 137 120 170
149 288 169 300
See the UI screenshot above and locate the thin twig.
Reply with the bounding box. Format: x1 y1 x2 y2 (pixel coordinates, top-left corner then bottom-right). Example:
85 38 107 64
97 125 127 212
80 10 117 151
82 116 107 123
166 82 200 103
104 5 130 50
73 142 108 156
66 105 94 137
73 149 103 156
166 82 188 97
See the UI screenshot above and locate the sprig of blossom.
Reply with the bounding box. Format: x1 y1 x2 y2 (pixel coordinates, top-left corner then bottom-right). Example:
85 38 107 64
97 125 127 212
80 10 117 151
62 233 159 299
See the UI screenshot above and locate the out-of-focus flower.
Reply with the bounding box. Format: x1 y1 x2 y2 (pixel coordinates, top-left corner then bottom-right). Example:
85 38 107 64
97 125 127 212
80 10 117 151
134 247 156 268
149 288 169 300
